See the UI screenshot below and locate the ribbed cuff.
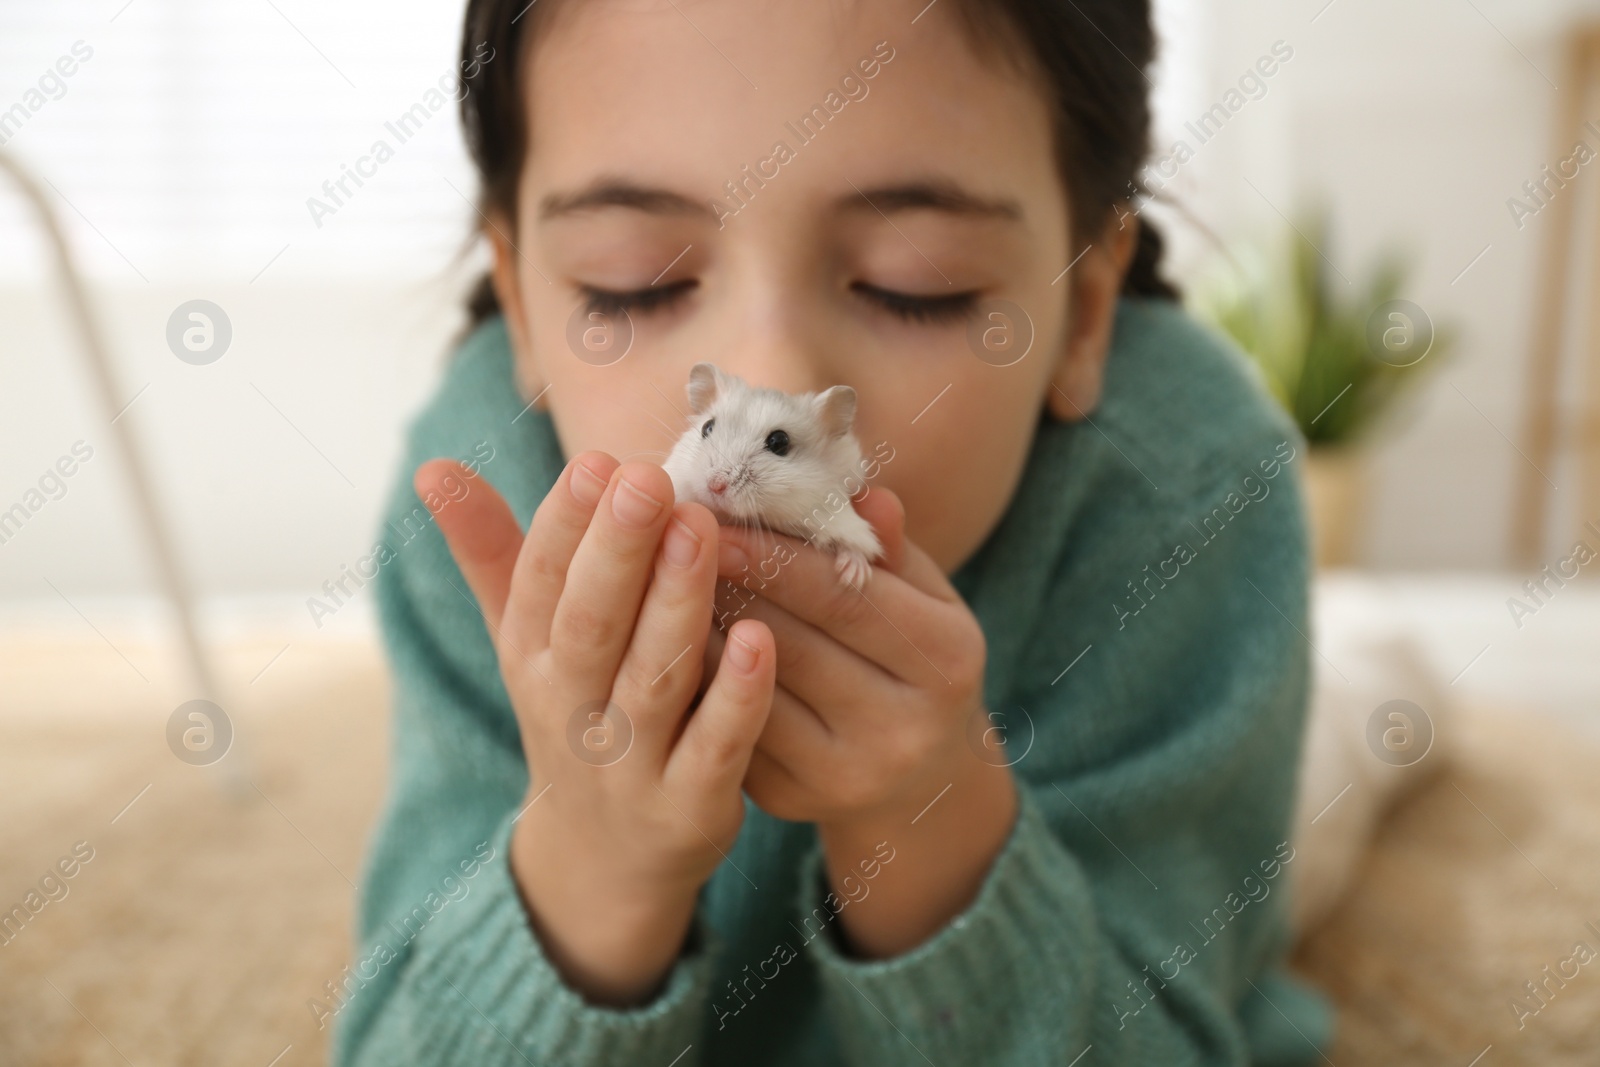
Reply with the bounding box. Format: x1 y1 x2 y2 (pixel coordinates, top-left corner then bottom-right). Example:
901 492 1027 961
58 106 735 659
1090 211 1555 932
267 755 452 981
795 783 1094 1066
400 810 716 1065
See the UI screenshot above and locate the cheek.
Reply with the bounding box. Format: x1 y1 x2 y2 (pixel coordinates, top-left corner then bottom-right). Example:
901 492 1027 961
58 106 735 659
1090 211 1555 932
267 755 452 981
532 360 694 468
873 375 1040 572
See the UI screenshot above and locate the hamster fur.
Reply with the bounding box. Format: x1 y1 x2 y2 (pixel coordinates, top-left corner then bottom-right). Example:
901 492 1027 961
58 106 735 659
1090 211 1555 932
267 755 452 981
662 363 884 588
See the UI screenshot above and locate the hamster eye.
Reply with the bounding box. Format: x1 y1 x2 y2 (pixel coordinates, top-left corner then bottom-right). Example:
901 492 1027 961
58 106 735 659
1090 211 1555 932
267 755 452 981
765 429 790 456
701 418 715 438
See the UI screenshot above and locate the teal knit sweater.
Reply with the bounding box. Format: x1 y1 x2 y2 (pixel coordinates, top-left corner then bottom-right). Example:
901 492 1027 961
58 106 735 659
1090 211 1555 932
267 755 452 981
334 297 1336 1066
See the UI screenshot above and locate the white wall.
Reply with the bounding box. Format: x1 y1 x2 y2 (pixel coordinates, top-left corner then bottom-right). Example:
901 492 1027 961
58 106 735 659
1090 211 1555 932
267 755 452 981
1152 0 1600 568
0 280 469 599
1 1 481 604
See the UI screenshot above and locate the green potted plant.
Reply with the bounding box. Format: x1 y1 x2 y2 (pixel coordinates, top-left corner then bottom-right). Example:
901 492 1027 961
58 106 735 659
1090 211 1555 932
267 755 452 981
1188 209 1452 567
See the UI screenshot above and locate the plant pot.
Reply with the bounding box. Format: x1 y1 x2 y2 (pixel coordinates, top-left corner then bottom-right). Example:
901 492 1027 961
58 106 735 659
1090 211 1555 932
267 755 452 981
1302 445 1368 569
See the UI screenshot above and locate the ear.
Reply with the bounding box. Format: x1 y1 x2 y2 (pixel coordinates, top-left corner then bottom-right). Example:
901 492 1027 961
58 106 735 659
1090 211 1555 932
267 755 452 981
488 217 550 409
1046 208 1139 421
814 384 857 438
687 362 722 414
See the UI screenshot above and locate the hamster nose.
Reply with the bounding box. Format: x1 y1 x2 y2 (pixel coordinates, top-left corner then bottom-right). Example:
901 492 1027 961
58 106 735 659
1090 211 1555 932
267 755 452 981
707 473 729 495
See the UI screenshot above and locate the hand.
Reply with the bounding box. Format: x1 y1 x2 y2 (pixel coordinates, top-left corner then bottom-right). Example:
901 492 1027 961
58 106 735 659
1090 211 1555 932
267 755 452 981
706 488 1017 957
422 453 776 1004
708 487 987 827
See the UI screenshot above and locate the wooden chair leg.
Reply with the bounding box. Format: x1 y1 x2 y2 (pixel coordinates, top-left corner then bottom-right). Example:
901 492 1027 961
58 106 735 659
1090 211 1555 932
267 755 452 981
1511 31 1596 565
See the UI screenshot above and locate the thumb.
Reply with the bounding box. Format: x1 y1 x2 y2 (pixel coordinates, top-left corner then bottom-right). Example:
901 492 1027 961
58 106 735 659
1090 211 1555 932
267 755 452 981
851 483 907 574
850 484 961 605
415 458 521 628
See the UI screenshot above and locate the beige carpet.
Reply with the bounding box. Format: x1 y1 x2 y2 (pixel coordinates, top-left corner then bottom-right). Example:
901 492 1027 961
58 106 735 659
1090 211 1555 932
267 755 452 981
2 630 1598 1065
1289 698 1600 1065
0 632 389 1067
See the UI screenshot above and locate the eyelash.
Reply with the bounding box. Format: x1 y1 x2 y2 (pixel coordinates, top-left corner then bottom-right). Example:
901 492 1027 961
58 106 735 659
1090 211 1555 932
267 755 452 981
577 279 980 324
852 283 980 324
579 280 696 318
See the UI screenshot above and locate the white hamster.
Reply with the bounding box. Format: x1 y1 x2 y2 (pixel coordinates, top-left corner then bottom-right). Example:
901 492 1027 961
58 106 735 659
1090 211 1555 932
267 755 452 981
662 362 884 588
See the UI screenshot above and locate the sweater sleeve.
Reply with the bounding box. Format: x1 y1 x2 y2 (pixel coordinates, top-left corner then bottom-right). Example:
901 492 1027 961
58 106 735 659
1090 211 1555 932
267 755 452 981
792 432 1335 1067
333 463 718 1066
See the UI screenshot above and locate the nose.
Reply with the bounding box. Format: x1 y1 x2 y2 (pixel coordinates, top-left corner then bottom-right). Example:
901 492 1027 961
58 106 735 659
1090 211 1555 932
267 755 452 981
721 271 836 397
708 473 728 495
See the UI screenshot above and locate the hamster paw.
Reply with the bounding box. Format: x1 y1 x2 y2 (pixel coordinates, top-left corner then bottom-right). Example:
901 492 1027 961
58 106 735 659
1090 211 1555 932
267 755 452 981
834 547 874 589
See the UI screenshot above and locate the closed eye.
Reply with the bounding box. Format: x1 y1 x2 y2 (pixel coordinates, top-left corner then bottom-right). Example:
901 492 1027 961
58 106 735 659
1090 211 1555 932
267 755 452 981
853 282 980 324
578 279 696 317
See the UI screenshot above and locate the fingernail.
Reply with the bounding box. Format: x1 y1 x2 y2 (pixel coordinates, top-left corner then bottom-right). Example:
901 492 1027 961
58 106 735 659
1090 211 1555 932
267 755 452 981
728 631 759 672
663 518 701 568
613 477 663 528
717 540 749 574
570 462 607 507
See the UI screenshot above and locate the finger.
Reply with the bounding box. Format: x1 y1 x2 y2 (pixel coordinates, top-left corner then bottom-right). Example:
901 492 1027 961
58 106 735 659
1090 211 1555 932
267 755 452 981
507 451 621 650
610 501 721 758
741 745 815 823
705 625 836 752
709 590 896 735
665 619 774 798
715 525 968 685
721 492 958 607
850 484 906 574
508 451 620 652
848 486 956 602
547 461 677 689
417 459 520 628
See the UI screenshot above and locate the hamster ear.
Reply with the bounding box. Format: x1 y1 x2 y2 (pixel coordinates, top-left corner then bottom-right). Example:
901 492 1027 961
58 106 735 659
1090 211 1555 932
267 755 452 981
687 362 722 414
814 385 857 438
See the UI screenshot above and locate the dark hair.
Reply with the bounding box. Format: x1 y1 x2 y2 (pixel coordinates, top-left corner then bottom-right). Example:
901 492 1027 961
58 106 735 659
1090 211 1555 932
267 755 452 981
458 0 1178 326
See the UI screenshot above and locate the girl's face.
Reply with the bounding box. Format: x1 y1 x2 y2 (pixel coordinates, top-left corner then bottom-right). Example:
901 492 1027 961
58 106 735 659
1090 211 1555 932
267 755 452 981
491 0 1133 573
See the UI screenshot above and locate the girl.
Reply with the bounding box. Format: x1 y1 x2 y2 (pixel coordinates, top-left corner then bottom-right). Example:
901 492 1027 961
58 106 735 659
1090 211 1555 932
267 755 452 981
336 1 1335 1064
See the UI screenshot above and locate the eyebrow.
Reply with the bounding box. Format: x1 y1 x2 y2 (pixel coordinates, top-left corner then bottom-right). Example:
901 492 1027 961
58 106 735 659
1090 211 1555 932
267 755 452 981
538 176 1024 223
540 179 713 221
838 179 1024 221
